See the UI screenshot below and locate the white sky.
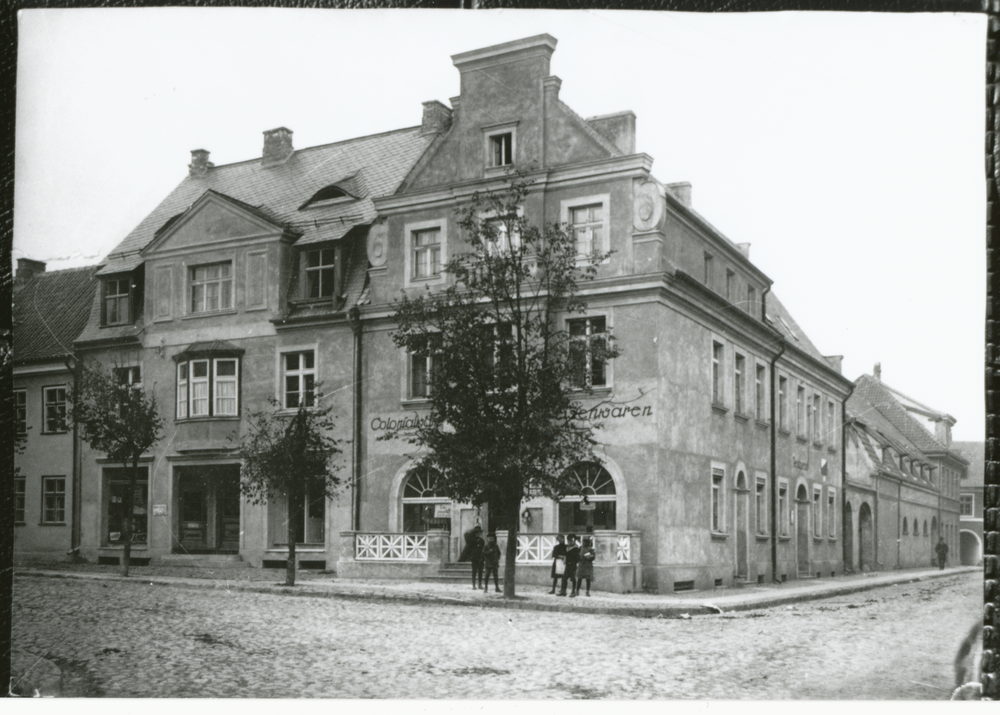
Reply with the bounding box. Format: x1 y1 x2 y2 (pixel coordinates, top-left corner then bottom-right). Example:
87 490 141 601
14 8 986 442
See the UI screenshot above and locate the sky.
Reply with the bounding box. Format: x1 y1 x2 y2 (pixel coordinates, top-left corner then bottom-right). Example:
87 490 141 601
14 8 986 442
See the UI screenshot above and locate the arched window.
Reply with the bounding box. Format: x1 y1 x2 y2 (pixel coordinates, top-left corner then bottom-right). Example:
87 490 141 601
401 467 450 533
932 516 938 535
558 462 616 532
923 520 929 536
902 517 908 535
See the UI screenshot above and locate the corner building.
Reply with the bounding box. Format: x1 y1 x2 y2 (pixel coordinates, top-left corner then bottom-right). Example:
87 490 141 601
62 35 852 592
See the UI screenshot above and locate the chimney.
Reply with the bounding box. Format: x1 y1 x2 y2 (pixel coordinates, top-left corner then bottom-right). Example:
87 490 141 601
873 362 881 381
736 243 751 259
934 416 955 449
16 258 46 287
543 75 562 103
667 182 692 208
586 110 636 155
824 355 843 374
262 127 294 167
188 149 213 177
421 101 453 136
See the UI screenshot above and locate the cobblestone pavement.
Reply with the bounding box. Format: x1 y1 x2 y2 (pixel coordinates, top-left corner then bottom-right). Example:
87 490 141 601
10 570 978 699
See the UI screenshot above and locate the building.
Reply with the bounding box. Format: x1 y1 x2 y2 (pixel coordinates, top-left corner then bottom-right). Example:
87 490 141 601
954 441 984 565
844 367 966 572
17 34 856 592
12 259 99 561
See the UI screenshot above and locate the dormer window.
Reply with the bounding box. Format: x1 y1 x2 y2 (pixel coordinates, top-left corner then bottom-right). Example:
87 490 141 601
300 185 353 209
189 262 233 314
103 278 131 326
305 248 336 298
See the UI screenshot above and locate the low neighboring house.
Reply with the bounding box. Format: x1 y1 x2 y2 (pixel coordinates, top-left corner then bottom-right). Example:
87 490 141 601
12 258 99 562
844 365 966 572
953 441 984 565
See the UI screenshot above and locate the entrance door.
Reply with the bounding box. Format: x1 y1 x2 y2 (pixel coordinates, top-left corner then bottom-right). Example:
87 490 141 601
177 466 241 553
796 485 810 576
844 502 854 572
858 503 874 571
218 481 241 552
179 484 208 551
735 472 749 580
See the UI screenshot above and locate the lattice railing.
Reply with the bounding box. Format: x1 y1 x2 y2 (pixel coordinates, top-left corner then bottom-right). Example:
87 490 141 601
616 535 631 564
516 534 558 563
355 533 428 561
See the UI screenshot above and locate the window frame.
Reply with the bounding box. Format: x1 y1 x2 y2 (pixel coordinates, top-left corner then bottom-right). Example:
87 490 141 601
175 356 241 420
813 393 822 442
712 341 724 406
812 486 822 538
827 400 836 446
960 493 974 516
747 285 757 317
827 488 836 538
280 348 317 410
755 475 767 535
104 467 150 545
703 253 713 287
408 352 434 401
41 475 66 524
711 463 726 534
560 195 611 260
778 376 788 431
411 227 442 281
15 388 26 435
778 479 789 536
14 476 25 524
102 277 132 326
796 385 806 437
188 260 234 315
567 315 610 390
304 247 337 299
42 385 68 434
483 123 518 169
734 352 746 415
404 219 448 288
755 363 766 422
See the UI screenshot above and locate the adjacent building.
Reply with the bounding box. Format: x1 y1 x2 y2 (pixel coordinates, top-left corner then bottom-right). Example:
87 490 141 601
954 440 984 565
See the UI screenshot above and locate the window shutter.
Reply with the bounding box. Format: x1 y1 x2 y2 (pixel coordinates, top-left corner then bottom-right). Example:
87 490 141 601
154 265 172 319
247 251 267 308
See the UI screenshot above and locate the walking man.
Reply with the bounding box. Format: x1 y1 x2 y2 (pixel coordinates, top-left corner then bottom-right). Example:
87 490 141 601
468 525 485 589
935 536 949 570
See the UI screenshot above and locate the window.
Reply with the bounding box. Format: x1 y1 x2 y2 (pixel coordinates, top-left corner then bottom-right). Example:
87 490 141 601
796 386 805 436
189 262 233 313
756 477 767 535
558 462 617 532
704 254 713 287
15 389 26 434
747 286 756 316
176 358 240 419
726 270 735 301
712 342 724 405
812 488 821 537
114 366 141 386
14 477 25 524
813 394 822 441
778 377 788 430
484 215 521 255
489 132 513 167
778 481 789 536
43 386 67 433
154 264 173 319
902 517 908 535
103 278 131 326
755 364 766 421
569 204 603 257
42 476 65 523
305 248 336 298
827 401 836 444
283 350 315 409
273 478 327 545
827 489 836 538
412 229 441 280
402 467 450 533
960 494 974 516
106 468 148 544
734 354 745 415
568 316 608 389
711 467 725 532
409 353 433 400
807 394 814 439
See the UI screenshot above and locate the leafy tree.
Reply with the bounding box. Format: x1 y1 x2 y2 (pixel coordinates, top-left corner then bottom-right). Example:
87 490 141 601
386 175 619 597
236 401 343 587
70 362 164 577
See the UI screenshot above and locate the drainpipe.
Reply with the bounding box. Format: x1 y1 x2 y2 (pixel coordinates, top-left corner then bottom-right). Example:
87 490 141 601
769 337 786 583
897 478 902 569
65 356 82 558
840 385 853 573
349 306 363 532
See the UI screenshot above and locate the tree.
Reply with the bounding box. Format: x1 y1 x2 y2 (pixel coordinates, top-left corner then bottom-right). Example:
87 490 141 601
386 175 620 597
236 401 343 587
70 362 164 577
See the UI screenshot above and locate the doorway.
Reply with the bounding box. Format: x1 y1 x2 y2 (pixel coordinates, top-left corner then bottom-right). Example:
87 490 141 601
796 484 810 576
843 502 854 572
858 502 874 572
735 471 749 580
175 465 241 553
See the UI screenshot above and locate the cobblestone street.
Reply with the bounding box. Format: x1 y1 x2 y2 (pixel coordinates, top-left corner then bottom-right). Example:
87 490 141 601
11 570 979 699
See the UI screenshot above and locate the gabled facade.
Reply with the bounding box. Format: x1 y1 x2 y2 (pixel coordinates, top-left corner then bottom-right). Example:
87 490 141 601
19 34 857 592
844 368 967 571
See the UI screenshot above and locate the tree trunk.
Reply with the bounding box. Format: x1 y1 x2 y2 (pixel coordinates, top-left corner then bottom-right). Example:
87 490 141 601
502 493 521 598
285 487 300 587
121 458 137 577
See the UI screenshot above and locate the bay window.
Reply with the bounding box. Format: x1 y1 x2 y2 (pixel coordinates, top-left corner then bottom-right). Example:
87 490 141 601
175 351 241 419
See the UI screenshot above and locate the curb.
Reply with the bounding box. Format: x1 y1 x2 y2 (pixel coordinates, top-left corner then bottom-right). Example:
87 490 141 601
14 566 975 619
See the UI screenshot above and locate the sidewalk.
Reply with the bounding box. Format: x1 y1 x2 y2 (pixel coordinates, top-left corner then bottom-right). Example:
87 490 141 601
14 562 978 618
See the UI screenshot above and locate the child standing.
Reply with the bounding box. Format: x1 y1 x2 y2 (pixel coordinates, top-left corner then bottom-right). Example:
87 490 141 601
575 535 596 597
548 534 567 594
561 534 580 597
483 533 502 593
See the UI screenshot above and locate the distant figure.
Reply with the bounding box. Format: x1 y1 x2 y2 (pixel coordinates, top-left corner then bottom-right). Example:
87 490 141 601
465 526 485 589
483 533 502 593
935 536 949 570
548 534 567 594
575 535 596 597
561 533 580 597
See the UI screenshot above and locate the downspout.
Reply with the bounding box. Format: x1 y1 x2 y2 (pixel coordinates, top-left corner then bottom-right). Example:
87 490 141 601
874 470 879 567
769 336 786 583
349 306 363 532
65 356 82 558
897 478 902 569
840 385 853 573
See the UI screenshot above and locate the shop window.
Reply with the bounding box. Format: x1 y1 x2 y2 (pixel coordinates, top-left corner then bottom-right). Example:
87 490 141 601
14 477 25 524
105 468 148 544
568 316 609 389
558 462 616 532
43 386 67 433
401 467 450 533
15 389 26 434
305 248 336 298
176 358 239 418
189 261 233 313
755 477 767 534
711 467 725 533
102 277 132 326
41 476 66 523
282 350 315 409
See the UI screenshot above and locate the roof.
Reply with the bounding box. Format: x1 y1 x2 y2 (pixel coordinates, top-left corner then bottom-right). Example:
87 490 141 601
848 418 936 489
98 126 435 275
850 374 948 455
13 266 99 363
952 441 984 487
764 293 826 363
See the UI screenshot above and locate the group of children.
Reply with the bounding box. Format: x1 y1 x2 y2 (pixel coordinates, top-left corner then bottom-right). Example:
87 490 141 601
548 533 596 597
459 527 597 596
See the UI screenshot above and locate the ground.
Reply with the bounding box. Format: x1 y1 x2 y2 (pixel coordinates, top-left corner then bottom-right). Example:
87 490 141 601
10 570 979 699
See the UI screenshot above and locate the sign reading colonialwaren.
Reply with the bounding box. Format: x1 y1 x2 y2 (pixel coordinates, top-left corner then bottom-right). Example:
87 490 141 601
369 404 654 432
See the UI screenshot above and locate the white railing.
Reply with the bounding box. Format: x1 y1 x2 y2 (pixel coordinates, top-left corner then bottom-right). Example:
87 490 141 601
616 534 631 564
516 534 558 564
356 533 428 561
